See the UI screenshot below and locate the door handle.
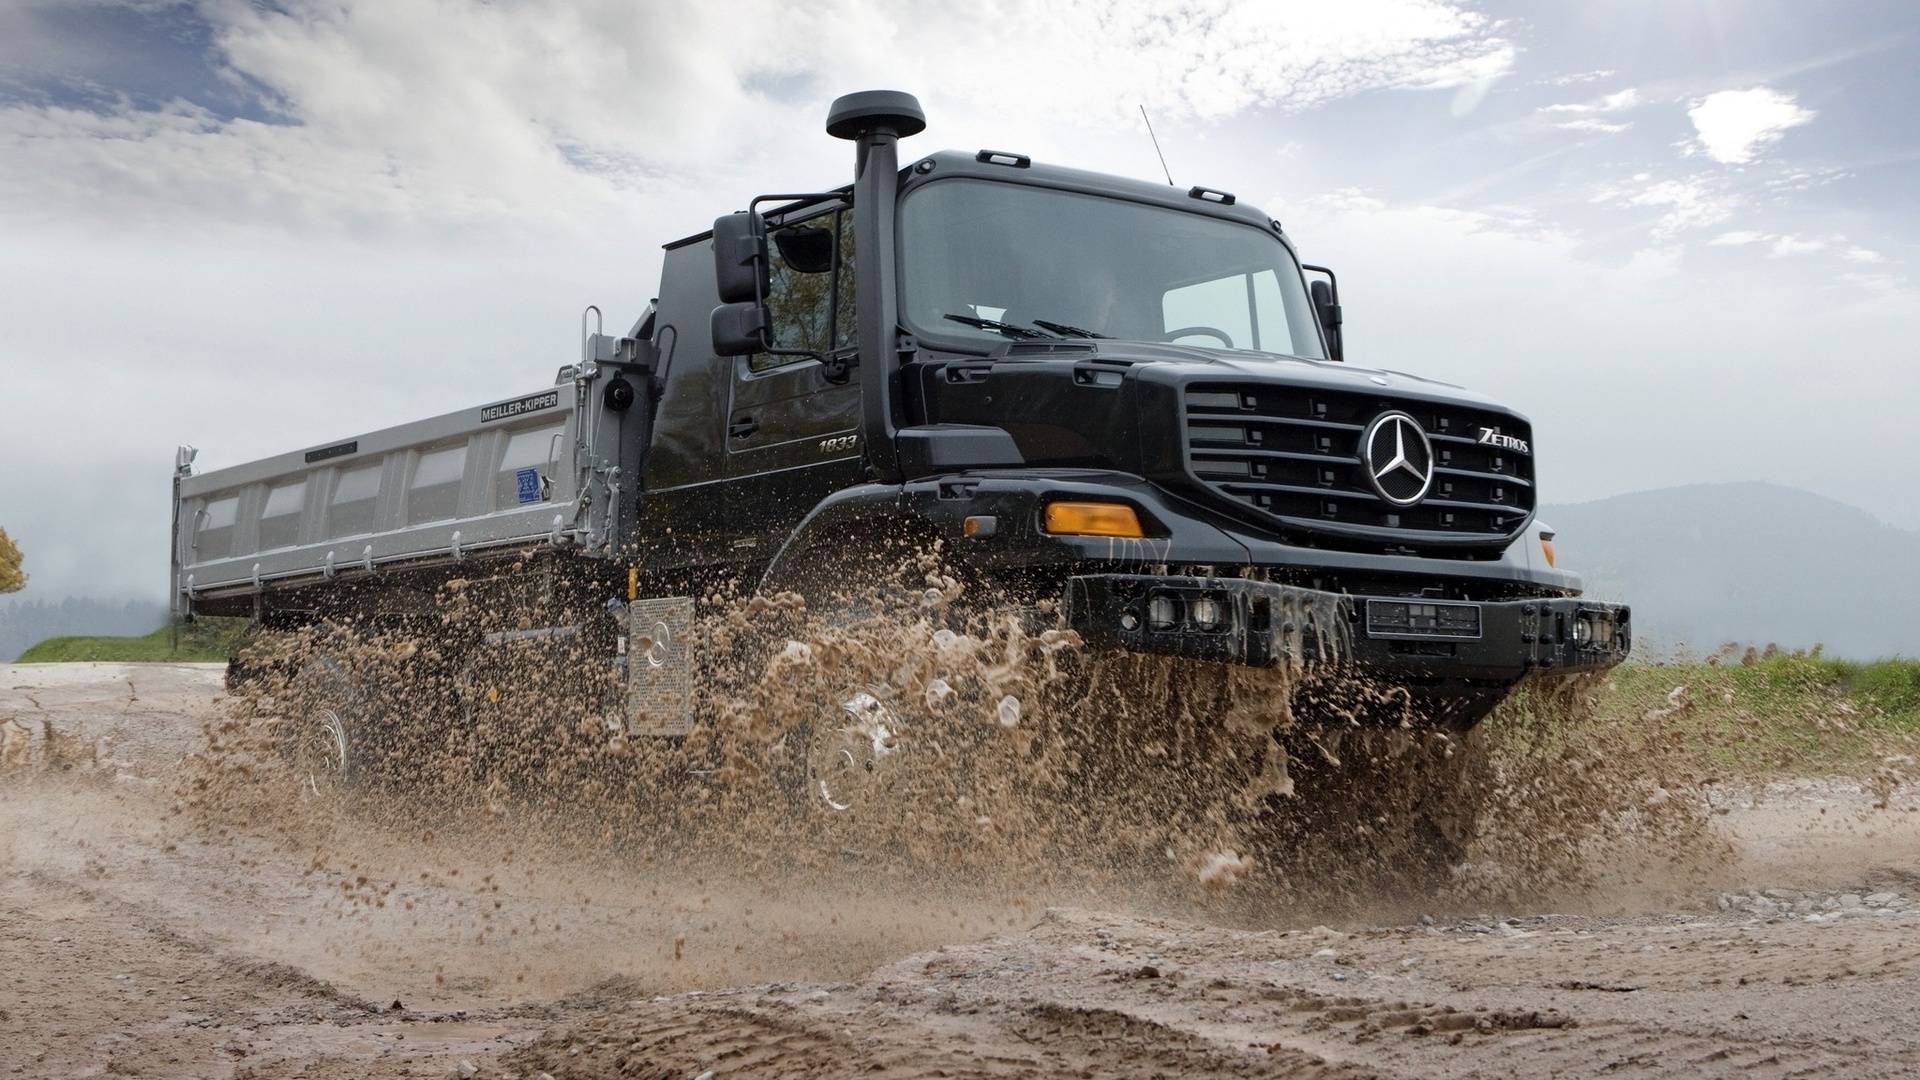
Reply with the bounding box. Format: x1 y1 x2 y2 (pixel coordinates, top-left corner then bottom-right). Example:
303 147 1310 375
728 416 760 439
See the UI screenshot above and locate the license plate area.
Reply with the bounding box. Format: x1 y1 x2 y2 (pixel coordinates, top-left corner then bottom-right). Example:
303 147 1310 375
1365 599 1482 640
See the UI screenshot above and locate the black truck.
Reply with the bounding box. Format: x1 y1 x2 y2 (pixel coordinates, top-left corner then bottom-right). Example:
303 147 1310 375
171 90 1628 761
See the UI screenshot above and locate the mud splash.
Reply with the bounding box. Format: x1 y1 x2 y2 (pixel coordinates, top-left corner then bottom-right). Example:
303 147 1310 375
185 553 1727 952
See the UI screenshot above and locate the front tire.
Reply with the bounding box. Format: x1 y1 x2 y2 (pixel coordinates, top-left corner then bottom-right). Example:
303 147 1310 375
281 656 375 796
803 689 902 812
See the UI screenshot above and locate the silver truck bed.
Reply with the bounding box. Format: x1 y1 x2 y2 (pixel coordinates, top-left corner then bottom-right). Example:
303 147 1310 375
172 373 623 613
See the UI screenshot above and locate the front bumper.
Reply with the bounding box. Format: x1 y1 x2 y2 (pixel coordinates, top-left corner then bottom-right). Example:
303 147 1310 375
1063 574 1630 682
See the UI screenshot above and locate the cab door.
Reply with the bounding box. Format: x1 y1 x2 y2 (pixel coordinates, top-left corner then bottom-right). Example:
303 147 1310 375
723 206 864 545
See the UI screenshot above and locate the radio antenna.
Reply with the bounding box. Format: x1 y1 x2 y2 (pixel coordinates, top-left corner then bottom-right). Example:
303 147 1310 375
1140 105 1174 186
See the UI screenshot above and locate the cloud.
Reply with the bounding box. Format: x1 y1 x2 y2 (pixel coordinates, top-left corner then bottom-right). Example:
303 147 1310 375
1687 87 1815 165
1555 118 1631 134
1606 177 1737 237
1540 87 1640 114
1536 86 1638 134
1541 69 1615 87
1768 235 1825 256
1835 271 1917 311
1706 231 1886 264
0 0 1514 240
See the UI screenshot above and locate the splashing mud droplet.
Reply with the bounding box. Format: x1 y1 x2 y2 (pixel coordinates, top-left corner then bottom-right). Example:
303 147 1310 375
996 695 1022 728
924 679 953 708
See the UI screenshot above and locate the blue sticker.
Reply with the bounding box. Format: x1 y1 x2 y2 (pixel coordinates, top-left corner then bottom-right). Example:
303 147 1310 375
515 467 541 504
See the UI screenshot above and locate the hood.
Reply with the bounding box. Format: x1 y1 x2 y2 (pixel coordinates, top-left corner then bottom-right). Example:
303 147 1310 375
988 338 1518 418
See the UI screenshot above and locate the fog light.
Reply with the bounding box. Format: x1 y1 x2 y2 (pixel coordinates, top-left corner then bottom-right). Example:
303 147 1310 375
1188 595 1226 632
1119 610 1140 631
1147 595 1179 631
1572 617 1593 644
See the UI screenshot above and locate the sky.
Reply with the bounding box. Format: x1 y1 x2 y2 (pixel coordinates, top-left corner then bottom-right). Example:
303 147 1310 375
1 0 1916 603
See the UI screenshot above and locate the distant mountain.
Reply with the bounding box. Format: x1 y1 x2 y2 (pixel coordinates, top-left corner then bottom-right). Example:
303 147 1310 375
1541 482 1920 660
0 597 169 663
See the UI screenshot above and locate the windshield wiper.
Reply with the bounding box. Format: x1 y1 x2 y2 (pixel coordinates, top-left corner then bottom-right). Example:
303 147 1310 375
1030 319 1107 339
943 313 1059 340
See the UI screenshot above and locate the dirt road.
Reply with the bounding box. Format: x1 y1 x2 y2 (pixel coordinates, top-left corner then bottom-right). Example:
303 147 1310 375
4 663 1918 1078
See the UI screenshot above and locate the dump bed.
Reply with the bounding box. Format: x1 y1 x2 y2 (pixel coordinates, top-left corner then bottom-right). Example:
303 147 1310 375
172 372 626 617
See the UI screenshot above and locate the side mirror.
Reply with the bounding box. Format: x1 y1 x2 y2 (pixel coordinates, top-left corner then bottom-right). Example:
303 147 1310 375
710 302 768 357
1309 277 1343 363
711 211 770 356
712 212 768 305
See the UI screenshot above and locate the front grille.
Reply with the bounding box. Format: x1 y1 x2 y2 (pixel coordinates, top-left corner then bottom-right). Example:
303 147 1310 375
1183 383 1535 548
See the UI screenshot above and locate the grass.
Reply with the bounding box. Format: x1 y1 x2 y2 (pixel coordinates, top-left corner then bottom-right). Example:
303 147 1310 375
1587 651 1920 776
16 619 250 664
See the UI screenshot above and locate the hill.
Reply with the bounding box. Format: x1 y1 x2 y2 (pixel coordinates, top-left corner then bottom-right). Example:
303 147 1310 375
1542 482 1920 660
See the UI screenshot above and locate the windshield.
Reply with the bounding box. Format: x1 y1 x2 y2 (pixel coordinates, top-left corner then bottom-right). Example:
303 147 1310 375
899 178 1325 359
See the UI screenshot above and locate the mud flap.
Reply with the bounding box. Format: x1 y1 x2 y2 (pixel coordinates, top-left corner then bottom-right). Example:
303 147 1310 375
627 596 694 737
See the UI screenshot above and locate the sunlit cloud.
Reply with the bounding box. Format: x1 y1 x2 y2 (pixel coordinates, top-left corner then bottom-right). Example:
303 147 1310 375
1687 87 1815 165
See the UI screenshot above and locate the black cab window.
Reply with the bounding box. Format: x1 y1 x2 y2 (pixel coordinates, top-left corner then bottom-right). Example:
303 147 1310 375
756 208 855 371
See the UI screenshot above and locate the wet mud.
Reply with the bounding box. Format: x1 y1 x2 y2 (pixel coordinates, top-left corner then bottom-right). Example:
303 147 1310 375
4 603 1919 1076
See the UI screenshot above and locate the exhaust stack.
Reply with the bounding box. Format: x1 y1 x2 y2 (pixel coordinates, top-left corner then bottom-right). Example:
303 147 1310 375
826 90 925 482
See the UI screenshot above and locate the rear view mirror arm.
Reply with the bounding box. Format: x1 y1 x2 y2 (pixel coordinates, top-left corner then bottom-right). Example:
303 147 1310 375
1302 264 1343 363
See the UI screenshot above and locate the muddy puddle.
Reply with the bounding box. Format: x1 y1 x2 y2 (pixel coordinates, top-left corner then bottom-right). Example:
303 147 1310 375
3 592 1918 1077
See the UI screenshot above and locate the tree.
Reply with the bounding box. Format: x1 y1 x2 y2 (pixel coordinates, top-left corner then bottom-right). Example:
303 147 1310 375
0 527 25 594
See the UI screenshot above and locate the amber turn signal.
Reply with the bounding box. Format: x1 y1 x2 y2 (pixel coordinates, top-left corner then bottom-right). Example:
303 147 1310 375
1043 501 1145 538
1539 531 1556 567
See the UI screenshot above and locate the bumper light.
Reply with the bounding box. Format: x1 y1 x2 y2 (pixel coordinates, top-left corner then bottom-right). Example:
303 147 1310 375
1188 596 1226 632
1147 594 1179 631
1140 589 1233 635
1044 501 1145 538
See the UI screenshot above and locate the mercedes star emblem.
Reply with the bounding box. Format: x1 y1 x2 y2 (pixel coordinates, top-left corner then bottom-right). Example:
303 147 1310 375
1360 411 1435 506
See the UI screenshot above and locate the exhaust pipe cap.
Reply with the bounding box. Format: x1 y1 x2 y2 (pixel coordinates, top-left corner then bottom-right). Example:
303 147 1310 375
827 90 926 141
